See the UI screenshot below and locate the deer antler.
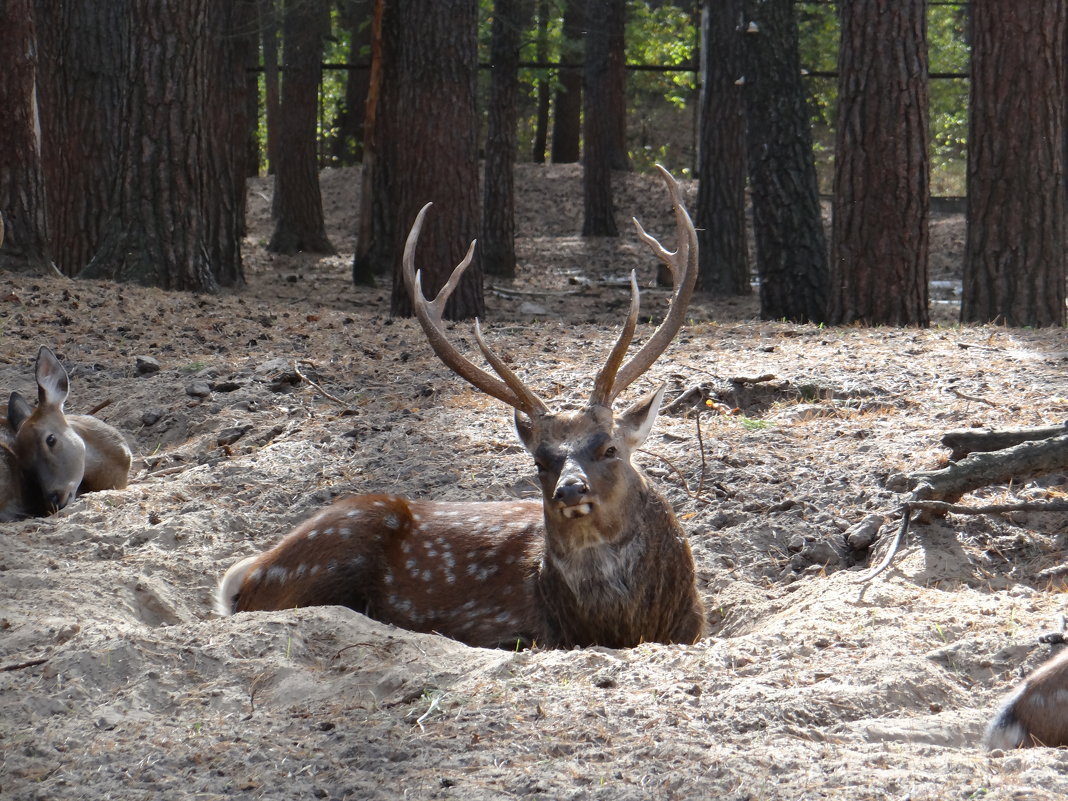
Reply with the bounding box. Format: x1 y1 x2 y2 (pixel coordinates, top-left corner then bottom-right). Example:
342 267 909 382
402 203 549 417
589 164 699 407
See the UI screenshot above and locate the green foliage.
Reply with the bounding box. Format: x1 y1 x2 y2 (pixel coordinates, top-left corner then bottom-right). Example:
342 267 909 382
625 1 697 110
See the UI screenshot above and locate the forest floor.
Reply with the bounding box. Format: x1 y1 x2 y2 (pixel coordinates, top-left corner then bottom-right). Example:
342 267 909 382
3 164 1068 800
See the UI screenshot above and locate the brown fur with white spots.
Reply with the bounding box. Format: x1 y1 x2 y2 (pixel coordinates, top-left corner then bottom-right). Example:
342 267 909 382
986 646 1068 749
1 347 131 521
216 166 706 649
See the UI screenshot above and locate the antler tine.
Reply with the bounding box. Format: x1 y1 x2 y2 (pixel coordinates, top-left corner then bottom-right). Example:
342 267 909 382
473 320 549 416
402 202 548 416
607 164 698 403
588 271 640 406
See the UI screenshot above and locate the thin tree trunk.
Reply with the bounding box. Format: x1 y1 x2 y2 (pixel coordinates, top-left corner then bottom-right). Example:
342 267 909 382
268 0 335 255
582 0 618 237
531 0 551 164
742 0 828 323
0 0 52 274
551 0 584 164
696 0 749 296
483 0 532 278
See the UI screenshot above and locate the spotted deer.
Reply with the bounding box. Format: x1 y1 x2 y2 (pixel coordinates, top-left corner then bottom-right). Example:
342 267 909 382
1 346 132 521
985 646 1068 749
216 165 705 649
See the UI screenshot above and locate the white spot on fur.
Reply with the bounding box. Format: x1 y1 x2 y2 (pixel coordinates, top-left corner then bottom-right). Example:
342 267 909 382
339 526 352 539
372 500 385 508
307 529 319 539
248 567 263 583
346 509 361 519
266 566 288 583
324 527 335 536
384 515 401 530
294 564 307 578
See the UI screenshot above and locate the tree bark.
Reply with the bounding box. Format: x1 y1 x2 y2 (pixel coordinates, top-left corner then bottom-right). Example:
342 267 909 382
551 0 584 164
695 0 750 296
0 0 52 274
531 0 551 164
483 0 533 278
268 0 335 255
353 0 385 286
82 0 241 291
605 0 629 171
962 1 1067 326
34 0 124 277
742 0 829 323
582 0 619 238
260 0 282 174
829 0 929 326
331 0 373 166
384 0 483 320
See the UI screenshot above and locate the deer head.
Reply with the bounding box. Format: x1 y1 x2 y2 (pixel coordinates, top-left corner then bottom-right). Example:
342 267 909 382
403 164 697 562
8 347 88 514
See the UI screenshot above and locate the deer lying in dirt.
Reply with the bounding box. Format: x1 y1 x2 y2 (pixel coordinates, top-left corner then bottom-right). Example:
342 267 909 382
1 347 132 521
217 166 706 649
985 647 1068 749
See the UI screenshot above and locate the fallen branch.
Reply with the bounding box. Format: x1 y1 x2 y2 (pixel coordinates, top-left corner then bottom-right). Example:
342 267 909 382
294 362 349 407
911 433 1068 505
942 422 1068 461
853 423 1068 583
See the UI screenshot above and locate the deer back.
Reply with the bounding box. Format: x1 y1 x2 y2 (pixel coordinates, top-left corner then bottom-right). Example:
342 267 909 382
219 495 548 649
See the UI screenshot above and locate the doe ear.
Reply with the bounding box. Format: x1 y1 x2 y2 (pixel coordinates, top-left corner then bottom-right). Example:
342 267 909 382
618 383 668 449
34 347 70 409
8 391 33 432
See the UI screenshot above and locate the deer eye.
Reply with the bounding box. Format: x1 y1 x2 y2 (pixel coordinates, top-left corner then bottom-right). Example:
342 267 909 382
46 434 57 448
534 460 549 474
602 446 617 460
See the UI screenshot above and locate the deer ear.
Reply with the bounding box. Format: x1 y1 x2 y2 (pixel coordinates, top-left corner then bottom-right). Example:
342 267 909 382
8 391 33 432
34 347 70 409
618 383 668 449
513 409 537 453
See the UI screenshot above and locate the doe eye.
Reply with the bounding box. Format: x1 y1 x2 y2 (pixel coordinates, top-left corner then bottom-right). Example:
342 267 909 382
46 434 57 448
603 446 617 459
534 461 548 473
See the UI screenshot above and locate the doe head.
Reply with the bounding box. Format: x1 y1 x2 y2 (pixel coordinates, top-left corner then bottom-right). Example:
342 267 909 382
8 347 87 513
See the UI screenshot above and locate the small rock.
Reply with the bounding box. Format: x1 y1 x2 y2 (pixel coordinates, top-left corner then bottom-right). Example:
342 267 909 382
135 355 161 375
217 425 252 446
519 301 548 316
141 410 163 426
845 513 885 551
186 381 212 398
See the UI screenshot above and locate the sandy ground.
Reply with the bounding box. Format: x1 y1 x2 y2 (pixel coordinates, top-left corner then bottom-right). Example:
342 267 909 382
2 165 1068 800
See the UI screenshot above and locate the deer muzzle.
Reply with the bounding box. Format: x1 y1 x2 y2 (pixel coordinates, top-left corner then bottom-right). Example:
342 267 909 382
553 468 593 518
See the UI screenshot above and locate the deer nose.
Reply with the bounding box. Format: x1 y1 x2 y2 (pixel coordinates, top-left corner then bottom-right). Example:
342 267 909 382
553 475 589 506
47 489 73 511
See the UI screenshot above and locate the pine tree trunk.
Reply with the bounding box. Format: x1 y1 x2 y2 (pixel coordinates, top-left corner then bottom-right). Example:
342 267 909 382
384 0 483 320
829 0 929 326
742 0 828 323
696 0 750 296
962 0 1066 326
268 0 335 255
0 0 52 274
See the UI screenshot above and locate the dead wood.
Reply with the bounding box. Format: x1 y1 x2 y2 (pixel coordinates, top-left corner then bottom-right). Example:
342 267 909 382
942 422 1068 461
855 426 1068 582
912 433 1068 505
